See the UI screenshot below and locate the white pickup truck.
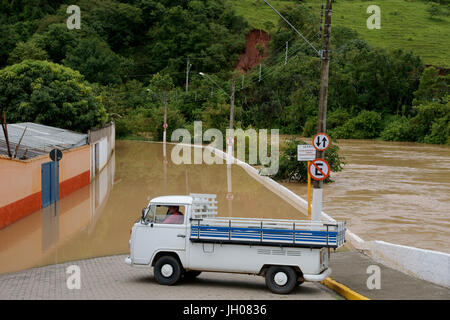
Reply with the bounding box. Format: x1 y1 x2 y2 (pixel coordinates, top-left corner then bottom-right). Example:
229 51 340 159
125 194 346 294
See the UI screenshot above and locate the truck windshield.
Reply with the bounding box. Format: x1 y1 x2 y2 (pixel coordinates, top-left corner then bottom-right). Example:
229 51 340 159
143 205 156 223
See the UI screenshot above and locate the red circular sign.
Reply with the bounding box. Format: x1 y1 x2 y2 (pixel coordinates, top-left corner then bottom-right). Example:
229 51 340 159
226 192 234 201
226 137 234 146
308 158 330 181
163 123 168 129
312 132 331 151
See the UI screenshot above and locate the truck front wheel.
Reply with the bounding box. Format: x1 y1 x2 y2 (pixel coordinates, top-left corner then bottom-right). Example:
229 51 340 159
265 266 297 294
154 256 182 286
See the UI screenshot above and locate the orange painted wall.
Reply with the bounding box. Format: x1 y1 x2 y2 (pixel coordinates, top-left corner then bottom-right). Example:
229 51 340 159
0 145 90 229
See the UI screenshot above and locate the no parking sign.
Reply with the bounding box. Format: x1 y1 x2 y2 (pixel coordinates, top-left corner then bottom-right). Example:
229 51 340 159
308 158 330 181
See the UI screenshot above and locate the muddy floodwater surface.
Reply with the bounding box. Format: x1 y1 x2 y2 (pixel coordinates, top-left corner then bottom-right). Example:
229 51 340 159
283 139 450 253
0 139 449 274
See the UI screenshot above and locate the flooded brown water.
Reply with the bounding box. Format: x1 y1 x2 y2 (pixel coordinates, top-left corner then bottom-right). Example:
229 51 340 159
0 141 306 274
0 139 449 275
283 139 450 253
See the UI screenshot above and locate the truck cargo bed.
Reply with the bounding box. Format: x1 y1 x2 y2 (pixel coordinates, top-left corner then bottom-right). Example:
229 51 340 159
190 217 346 249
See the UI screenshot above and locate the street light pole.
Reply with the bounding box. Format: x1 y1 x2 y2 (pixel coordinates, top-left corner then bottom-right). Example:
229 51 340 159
186 59 192 93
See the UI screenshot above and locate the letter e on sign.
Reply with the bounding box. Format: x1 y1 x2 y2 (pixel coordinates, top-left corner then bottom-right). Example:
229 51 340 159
308 158 330 181
312 132 331 151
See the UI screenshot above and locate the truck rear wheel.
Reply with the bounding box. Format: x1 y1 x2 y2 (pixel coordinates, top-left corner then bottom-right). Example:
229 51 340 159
265 266 297 294
154 256 182 286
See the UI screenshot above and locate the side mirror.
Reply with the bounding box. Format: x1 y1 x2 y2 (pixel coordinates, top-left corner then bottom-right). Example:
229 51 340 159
141 208 147 220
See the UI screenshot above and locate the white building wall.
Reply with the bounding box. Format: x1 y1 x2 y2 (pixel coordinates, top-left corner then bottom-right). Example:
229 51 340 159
98 137 108 172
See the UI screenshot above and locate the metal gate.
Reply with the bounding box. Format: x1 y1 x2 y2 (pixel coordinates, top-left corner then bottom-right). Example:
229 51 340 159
41 161 59 208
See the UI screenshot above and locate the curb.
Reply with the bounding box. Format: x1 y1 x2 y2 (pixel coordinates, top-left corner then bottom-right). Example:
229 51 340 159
321 277 370 300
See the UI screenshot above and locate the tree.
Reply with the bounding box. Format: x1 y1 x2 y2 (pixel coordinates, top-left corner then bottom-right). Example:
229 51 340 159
413 67 449 105
8 41 48 64
0 60 107 132
33 24 81 63
64 37 132 85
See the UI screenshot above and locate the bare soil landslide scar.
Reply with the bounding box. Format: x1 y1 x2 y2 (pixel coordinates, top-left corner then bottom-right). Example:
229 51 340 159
125 194 346 294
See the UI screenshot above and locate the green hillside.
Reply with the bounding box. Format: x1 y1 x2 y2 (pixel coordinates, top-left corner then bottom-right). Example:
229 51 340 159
229 0 450 67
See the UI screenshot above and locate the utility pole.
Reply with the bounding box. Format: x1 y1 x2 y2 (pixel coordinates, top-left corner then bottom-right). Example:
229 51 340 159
186 59 192 92
227 79 236 168
229 79 235 131
312 0 333 221
285 41 288 65
163 91 168 148
263 0 333 221
199 72 236 163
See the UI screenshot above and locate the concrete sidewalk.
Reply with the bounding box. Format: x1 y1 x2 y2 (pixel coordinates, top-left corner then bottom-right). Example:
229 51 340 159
328 248 450 300
0 254 340 300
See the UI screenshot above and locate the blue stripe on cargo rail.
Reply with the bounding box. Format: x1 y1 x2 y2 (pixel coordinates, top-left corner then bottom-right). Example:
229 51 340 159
194 233 336 244
194 231 337 241
194 232 337 241
192 233 333 244
191 226 337 237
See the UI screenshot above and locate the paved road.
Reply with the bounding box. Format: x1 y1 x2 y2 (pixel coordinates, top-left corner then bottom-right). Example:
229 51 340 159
0 254 340 300
329 249 450 300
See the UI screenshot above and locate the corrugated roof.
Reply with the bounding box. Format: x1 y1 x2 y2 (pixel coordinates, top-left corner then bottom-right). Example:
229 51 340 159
0 122 88 159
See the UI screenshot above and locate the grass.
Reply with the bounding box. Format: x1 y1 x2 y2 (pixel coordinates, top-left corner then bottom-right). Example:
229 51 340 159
229 0 450 67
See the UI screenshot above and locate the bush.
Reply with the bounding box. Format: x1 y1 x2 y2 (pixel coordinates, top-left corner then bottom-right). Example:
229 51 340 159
331 110 382 139
272 138 345 183
424 114 450 145
409 102 450 142
380 116 413 141
302 116 318 137
327 108 352 131
7 41 48 64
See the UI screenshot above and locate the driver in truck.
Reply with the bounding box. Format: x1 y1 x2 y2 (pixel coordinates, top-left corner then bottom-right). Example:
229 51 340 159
163 205 184 224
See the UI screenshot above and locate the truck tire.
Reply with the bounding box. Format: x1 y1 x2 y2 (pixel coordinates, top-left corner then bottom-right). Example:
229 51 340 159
265 266 297 294
154 256 182 286
184 271 202 279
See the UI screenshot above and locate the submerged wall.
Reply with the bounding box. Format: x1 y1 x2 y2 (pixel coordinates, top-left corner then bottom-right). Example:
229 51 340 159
0 145 90 229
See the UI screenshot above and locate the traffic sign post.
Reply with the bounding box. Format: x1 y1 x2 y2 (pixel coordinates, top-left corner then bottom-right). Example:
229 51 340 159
49 149 62 217
308 158 330 181
312 132 330 151
311 132 331 221
307 161 311 219
297 144 316 219
297 144 316 161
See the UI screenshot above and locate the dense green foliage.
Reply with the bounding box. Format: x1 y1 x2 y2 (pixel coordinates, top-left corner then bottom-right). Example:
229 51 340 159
0 60 107 132
0 0 448 182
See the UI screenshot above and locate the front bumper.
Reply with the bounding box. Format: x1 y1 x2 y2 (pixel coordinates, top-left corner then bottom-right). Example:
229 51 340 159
303 267 332 282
